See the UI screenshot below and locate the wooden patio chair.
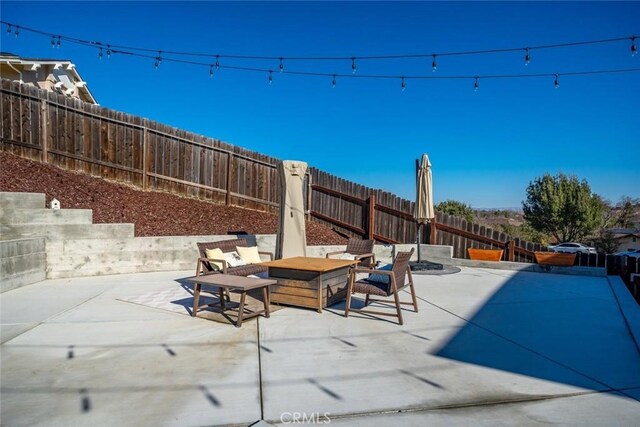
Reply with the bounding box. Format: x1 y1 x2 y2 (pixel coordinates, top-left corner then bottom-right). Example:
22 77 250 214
326 237 376 268
345 248 417 325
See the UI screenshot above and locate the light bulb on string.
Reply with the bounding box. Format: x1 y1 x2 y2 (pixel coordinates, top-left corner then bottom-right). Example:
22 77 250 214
525 48 530 65
632 37 638 56
351 57 356 74
209 65 214 78
106 45 111 59
474 77 479 92
14 25 19 37
401 77 406 92
56 35 61 48
51 35 56 48
215 55 220 69
432 54 437 72
157 51 162 66
554 74 559 89
98 48 103 60
279 57 284 73
6 24 11 34
332 74 336 88
268 70 273 85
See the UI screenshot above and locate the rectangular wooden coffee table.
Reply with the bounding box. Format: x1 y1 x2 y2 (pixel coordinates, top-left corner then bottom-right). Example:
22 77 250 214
185 274 276 327
261 257 358 313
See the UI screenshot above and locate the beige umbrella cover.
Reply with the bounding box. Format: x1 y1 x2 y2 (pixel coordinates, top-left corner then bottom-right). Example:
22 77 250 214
414 154 434 262
275 160 308 259
414 153 434 224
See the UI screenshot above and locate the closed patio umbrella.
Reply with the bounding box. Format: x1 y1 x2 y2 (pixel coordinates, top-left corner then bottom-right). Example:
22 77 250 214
414 153 434 262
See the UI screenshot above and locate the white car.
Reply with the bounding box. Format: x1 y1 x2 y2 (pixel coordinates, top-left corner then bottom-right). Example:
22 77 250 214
547 242 597 254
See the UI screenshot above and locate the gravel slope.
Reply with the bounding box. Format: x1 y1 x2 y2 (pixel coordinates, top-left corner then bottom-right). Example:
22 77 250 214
0 151 347 245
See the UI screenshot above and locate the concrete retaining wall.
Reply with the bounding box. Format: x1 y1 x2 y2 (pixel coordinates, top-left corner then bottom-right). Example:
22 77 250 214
1 238 46 293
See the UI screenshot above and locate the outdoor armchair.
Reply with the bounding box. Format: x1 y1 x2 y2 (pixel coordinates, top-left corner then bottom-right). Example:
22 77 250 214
326 237 376 269
345 248 418 325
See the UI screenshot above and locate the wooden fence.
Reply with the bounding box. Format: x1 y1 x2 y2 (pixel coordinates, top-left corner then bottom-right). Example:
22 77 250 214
1 80 281 213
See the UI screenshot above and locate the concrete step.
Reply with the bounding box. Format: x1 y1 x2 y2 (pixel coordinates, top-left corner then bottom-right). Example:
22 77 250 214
0 209 93 225
1 238 46 293
0 192 45 210
0 223 134 241
46 250 194 278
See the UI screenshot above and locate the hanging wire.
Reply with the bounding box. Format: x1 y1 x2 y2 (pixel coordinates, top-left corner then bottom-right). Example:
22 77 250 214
1 20 637 63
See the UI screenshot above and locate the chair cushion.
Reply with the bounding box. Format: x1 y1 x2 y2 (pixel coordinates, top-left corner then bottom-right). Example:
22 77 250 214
353 279 389 296
227 264 269 276
204 248 225 270
237 246 262 264
368 263 392 284
224 251 246 267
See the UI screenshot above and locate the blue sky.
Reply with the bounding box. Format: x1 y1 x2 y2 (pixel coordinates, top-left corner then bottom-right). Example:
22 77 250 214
2 1 638 208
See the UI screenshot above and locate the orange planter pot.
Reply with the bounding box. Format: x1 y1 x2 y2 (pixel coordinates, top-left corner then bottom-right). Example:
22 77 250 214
468 248 504 262
534 252 576 266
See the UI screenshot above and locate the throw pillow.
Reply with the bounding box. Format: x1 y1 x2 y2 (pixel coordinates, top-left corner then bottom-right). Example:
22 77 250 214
339 252 356 260
204 248 225 270
237 246 262 264
224 251 247 267
368 263 392 284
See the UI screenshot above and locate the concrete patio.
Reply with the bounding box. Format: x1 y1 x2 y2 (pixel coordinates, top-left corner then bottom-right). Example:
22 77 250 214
1 267 639 426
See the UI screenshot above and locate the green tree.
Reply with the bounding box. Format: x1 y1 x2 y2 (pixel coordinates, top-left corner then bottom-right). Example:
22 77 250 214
522 173 603 243
435 199 474 222
616 196 638 228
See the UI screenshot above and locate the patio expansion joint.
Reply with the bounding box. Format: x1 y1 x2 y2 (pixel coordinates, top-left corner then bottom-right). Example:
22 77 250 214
290 389 621 424
606 276 640 357
0 286 112 345
414 293 640 403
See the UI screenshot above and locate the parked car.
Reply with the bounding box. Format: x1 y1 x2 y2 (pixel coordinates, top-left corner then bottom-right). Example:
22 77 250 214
547 242 597 254
614 249 640 258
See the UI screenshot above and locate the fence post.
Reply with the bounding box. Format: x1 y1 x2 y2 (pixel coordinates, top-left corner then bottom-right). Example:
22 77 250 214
430 221 437 244
367 194 376 240
507 240 515 261
306 172 312 220
142 127 148 190
226 152 234 206
40 100 48 163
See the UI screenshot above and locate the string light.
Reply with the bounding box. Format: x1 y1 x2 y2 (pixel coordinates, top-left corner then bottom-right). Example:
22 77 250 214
432 54 437 72
525 48 530 65
474 77 479 91
268 70 273 85
2 20 639 90
209 64 214 77
154 51 162 69
98 47 103 60
51 35 56 48
279 57 284 73
554 73 559 88
401 76 406 92
332 74 336 88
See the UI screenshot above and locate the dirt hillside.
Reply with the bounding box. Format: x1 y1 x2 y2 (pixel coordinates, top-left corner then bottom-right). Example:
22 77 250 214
0 151 346 245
